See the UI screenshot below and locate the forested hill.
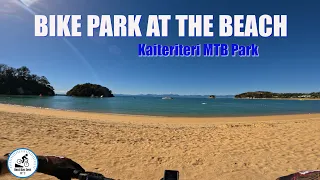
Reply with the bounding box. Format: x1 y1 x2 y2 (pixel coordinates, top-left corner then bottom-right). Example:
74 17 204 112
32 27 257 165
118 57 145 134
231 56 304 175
235 91 320 99
0 64 55 96
66 83 114 97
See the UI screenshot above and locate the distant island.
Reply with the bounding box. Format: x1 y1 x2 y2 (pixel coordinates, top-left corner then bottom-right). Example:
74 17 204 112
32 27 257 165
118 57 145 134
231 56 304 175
209 95 216 99
235 91 320 99
0 64 55 96
66 83 114 97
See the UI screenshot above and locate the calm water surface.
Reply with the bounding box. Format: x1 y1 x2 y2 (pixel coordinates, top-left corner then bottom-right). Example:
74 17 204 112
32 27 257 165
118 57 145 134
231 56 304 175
1 95 320 117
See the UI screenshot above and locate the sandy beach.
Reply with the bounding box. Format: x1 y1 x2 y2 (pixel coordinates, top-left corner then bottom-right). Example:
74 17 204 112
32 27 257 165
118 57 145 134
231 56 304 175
0 104 319 180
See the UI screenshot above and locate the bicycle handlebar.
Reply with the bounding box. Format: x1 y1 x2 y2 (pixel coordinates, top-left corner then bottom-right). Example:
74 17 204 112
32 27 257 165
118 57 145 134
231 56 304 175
63 169 179 180
77 172 114 180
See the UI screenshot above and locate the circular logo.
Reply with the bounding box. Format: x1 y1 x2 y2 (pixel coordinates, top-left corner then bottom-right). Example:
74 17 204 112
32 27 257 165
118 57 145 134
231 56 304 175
7 148 38 178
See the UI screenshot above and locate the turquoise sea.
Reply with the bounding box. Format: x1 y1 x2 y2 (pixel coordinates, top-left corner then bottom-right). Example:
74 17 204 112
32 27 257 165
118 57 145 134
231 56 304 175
1 95 320 117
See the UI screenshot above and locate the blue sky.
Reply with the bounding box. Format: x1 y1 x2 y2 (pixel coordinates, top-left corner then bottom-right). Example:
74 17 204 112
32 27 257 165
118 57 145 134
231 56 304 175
0 0 319 95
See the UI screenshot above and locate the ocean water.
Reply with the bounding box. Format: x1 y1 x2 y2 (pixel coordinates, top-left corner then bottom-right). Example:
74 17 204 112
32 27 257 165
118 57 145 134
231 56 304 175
1 95 320 117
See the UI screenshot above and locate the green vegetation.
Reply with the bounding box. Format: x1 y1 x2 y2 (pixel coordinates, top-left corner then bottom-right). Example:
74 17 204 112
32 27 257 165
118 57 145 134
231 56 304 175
310 92 320 98
0 64 55 96
235 91 320 99
209 95 216 99
66 83 114 97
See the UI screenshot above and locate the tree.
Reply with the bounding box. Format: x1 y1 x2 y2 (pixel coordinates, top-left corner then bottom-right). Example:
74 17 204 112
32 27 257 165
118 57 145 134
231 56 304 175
39 76 50 86
66 83 114 97
0 64 55 96
17 66 31 79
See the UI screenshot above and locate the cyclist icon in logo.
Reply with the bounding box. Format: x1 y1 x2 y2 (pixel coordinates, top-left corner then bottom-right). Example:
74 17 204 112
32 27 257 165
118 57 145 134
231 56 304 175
16 154 29 167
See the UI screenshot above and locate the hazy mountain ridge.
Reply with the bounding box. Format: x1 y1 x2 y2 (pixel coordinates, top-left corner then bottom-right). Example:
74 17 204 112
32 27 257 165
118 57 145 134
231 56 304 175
115 94 234 98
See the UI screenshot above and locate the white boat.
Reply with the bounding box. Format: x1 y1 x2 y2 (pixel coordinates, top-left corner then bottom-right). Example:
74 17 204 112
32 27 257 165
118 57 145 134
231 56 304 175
162 97 173 100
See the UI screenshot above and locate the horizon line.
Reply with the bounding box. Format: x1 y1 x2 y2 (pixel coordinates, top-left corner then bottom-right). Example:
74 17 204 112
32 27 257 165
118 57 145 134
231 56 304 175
56 93 235 96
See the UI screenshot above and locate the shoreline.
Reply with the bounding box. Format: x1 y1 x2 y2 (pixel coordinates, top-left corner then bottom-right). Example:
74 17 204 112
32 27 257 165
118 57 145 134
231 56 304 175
1 103 320 124
1 103 319 179
234 97 320 100
3 94 320 100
